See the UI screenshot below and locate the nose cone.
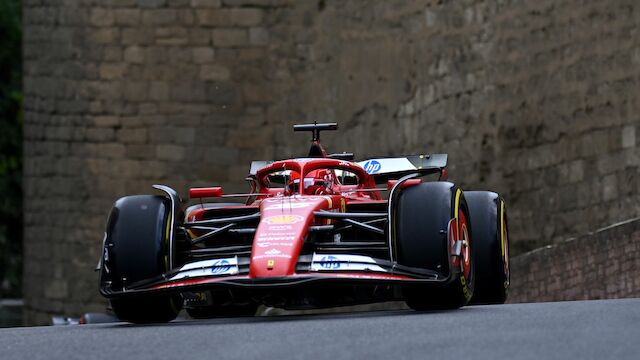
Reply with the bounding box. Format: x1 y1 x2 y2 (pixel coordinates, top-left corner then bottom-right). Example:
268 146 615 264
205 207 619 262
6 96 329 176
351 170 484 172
249 196 331 278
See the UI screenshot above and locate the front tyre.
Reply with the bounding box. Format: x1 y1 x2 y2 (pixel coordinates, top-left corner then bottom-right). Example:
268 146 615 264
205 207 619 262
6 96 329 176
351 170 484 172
395 182 475 310
100 195 182 323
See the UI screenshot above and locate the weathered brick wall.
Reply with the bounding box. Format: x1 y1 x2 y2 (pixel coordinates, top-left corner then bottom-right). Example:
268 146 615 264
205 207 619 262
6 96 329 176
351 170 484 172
23 0 640 323
22 0 289 324
509 218 640 302
268 0 640 255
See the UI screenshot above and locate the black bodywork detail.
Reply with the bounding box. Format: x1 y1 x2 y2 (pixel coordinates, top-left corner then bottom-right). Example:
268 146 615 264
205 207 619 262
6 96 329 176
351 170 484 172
293 122 338 142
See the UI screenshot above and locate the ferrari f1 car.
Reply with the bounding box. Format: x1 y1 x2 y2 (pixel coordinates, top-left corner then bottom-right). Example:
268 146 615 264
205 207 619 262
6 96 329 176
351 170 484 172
98 123 510 323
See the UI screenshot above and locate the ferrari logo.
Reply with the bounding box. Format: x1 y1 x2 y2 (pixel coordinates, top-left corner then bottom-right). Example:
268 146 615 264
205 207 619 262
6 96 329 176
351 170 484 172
265 215 304 225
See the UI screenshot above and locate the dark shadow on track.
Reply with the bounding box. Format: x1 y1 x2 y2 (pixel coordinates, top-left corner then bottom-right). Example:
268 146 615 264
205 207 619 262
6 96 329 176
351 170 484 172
94 304 498 329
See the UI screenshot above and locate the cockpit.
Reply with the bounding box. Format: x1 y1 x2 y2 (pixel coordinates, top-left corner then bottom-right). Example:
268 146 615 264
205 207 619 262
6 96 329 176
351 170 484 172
262 166 361 196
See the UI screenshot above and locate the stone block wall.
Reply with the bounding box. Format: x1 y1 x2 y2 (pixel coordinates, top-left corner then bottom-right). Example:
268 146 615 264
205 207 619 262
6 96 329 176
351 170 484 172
22 0 290 324
509 218 640 302
23 0 640 323
269 0 640 255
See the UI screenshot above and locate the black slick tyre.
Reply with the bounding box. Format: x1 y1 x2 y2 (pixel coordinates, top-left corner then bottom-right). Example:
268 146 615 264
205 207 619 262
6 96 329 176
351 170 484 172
395 182 475 310
466 191 510 304
101 195 182 323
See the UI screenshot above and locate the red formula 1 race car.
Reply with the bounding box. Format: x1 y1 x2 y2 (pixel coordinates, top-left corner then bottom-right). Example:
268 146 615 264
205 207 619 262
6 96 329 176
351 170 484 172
98 123 510 323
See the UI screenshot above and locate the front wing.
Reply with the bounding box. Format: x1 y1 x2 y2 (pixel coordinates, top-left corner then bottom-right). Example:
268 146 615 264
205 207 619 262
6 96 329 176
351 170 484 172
100 253 455 298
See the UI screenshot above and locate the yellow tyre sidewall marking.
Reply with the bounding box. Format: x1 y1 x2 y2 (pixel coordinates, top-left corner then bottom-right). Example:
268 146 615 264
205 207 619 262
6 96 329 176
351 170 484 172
500 199 510 289
454 189 461 220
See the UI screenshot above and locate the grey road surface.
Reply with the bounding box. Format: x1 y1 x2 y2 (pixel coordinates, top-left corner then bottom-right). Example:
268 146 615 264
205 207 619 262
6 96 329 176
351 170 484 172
1 298 639 360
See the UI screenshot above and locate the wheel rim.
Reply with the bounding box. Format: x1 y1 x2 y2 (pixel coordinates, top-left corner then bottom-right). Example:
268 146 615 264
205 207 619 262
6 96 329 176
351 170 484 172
449 208 471 280
458 209 471 280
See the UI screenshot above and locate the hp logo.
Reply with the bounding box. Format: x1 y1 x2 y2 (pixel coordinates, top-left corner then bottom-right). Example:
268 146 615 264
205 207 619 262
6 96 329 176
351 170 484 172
211 259 231 274
320 256 340 269
363 160 381 174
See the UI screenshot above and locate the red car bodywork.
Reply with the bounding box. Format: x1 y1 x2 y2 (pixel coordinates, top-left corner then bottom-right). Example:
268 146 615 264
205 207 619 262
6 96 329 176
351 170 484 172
100 127 458 310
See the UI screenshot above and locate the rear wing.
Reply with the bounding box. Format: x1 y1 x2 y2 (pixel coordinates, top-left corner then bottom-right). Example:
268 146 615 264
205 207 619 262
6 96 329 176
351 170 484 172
249 154 447 178
356 154 447 176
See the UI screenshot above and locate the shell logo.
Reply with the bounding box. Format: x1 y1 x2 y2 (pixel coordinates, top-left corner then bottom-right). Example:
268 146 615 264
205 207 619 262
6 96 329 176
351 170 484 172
264 215 304 225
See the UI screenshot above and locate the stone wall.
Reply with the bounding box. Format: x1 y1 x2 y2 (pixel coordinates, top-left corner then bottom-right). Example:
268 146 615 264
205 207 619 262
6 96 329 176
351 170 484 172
23 0 640 323
22 0 289 324
509 218 640 302
270 0 640 255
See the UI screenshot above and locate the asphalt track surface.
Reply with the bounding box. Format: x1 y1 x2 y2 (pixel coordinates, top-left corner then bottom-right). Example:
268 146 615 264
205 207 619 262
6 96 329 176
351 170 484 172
1 298 639 360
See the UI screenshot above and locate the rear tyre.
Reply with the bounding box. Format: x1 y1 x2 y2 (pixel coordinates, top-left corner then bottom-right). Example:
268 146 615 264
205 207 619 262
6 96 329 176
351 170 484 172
101 195 182 323
396 182 475 310
466 191 510 304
